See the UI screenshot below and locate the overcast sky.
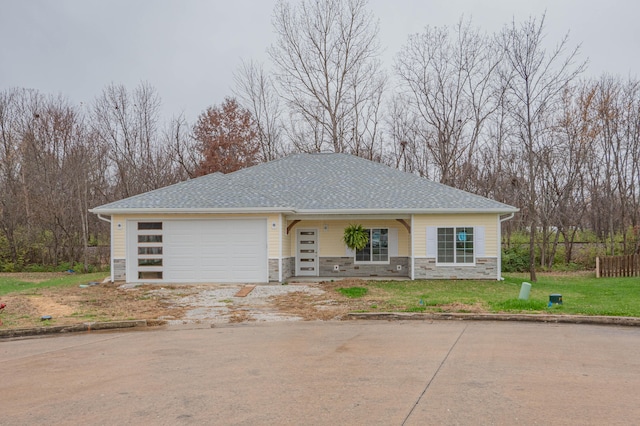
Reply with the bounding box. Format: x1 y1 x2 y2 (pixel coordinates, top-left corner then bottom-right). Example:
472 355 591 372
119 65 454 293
1 0 638 123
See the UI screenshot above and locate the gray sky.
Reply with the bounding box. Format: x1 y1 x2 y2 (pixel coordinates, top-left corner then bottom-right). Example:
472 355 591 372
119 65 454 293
1 0 638 123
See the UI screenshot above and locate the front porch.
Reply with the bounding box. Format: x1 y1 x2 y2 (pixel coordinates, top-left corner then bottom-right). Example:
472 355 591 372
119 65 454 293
267 214 502 282
271 216 413 282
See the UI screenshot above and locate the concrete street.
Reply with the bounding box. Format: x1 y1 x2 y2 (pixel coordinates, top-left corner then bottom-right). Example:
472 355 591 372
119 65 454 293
2 321 639 425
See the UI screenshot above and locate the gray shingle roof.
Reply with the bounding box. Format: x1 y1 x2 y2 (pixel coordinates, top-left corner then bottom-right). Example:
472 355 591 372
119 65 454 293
90 153 518 214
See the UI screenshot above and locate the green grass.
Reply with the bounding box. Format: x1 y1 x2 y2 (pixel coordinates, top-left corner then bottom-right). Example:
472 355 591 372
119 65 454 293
337 286 368 298
360 273 640 317
0 273 108 296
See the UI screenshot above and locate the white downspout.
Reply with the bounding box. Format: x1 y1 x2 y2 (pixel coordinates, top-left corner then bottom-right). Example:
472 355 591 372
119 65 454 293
278 214 283 282
96 214 114 282
498 213 515 280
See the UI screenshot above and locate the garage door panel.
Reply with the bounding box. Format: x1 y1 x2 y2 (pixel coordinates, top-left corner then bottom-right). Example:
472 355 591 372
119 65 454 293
158 219 267 283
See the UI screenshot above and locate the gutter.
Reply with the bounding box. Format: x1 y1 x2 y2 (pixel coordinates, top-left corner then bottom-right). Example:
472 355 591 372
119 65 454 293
89 207 519 216
88 207 297 215
497 212 516 281
97 214 111 223
500 212 515 223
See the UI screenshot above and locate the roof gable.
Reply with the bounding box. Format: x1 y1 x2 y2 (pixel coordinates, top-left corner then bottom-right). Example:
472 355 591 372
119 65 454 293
91 153 518 214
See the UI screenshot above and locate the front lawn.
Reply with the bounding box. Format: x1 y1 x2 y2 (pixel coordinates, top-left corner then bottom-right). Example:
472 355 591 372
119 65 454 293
345 273 640 317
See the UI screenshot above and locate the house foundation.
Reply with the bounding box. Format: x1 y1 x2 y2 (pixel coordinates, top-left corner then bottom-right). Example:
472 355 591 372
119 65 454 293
319 256 410 278
414 257 498 280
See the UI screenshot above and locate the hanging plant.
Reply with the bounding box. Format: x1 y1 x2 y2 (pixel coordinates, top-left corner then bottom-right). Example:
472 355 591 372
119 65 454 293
343 224 369 251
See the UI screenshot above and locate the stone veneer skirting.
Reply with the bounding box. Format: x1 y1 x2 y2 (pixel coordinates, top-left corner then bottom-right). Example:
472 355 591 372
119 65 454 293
282 257 295 281
270 257 295 282
115 256 496 282
268 259 279 281
113 258 126 281
413 257 497 280
319 257 410 278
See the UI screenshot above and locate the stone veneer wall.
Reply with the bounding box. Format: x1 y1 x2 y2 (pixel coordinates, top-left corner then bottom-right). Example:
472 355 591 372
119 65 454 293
113 258 126 281
414 257 497 280
268 259 279 282
282 257 295 281
318 257 410 278
269 257 296 282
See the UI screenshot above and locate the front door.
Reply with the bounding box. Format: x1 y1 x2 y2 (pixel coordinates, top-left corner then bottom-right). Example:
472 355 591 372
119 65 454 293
296 229 318 276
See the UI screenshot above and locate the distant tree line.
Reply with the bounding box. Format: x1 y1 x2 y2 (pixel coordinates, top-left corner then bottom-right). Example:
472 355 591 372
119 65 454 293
1 0 638 279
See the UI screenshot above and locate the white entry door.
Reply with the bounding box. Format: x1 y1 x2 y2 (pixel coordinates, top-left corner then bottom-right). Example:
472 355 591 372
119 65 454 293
296 229 318 276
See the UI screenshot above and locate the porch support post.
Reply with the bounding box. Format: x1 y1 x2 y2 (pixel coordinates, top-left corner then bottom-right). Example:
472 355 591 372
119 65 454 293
410 214 415 280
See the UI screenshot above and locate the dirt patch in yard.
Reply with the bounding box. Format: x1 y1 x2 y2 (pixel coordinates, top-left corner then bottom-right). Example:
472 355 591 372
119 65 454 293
0 280 188 329
269 279 384 320
0 276 501 329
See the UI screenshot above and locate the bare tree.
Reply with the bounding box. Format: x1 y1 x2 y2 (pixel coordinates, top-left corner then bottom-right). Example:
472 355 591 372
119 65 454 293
92 82 173 199
587 76 640 255
269 0 386 154
385 93 428 175
395 19 502 188
165 114 199 179
498 14 585 281
234 60 285 161
0 88 26 265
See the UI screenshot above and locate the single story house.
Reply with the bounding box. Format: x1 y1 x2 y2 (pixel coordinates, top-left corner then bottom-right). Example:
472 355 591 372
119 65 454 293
90 153 518 284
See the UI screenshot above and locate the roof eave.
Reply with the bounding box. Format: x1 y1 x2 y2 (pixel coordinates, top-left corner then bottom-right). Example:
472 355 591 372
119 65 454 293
292 208 520 215
90 206 519 216
88 207 296 215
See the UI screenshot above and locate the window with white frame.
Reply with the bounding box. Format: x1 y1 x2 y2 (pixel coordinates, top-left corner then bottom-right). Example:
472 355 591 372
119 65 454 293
437 227 474 264
355 228 388 262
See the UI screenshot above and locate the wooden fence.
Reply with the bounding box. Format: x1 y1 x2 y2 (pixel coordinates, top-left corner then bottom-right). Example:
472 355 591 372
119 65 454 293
596 255 640 278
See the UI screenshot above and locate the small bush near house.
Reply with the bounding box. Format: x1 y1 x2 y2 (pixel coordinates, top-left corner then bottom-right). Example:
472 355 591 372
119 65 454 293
502 246 529 272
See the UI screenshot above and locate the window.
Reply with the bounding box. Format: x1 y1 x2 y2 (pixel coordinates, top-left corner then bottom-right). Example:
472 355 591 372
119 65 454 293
138 235 162 243
437 227 474 264
356 228 388 262
138 222 162 230
138 259 163 267
138 247 163 255
138 271 163 280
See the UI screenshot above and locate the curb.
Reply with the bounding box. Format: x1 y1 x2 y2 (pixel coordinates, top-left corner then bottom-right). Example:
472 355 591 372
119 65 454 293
0 320 148 339
346 312 640 327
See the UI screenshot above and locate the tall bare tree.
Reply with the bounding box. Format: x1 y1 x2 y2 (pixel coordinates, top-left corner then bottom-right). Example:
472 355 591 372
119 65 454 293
92 82 175 199
395 19 502 188
234 60 285 162
269 0 386 155
498 14 586 280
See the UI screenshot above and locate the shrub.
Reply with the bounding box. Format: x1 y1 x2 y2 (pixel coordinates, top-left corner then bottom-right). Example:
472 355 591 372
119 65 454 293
502 246 529 272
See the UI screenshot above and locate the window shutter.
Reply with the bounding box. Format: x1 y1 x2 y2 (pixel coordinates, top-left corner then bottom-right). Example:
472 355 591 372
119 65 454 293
426 227 437 258
475 226 485 257
388 228 398 257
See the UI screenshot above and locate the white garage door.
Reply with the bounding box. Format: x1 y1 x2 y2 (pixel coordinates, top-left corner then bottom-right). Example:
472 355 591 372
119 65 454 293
130 219 268 283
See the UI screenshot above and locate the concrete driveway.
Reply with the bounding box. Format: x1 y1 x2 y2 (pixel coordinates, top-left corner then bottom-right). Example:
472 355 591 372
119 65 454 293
2 321 640 425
